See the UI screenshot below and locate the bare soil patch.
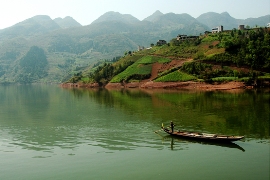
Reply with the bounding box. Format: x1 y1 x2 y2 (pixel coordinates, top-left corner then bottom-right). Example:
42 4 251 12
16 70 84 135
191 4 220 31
150 59 192 80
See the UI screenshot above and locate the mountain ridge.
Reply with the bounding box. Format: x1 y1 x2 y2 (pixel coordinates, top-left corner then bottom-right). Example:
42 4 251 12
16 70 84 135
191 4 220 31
53 16 82 29
2 10 269 30
91 11 140 25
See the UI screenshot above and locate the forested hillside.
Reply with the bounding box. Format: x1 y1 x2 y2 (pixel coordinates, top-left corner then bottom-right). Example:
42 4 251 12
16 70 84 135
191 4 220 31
67 28 269 87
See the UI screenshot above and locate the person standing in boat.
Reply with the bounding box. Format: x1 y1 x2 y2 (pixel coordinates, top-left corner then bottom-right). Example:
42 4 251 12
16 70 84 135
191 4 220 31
170 121 175 133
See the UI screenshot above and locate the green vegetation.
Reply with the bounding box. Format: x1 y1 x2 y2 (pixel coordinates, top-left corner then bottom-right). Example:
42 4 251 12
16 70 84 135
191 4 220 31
155 70 196 82
211 77 238 82
201 34 219 42
110 62 151 83
137 56 171 64
110 56 171 83
205 28 270 70
154 40 200 58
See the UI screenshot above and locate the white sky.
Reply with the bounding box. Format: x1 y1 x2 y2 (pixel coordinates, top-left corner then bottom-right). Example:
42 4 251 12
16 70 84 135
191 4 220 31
0 0 269 29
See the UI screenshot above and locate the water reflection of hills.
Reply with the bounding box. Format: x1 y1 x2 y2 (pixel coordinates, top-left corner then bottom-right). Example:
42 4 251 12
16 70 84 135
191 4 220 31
0 85 268 155
65 88 269 139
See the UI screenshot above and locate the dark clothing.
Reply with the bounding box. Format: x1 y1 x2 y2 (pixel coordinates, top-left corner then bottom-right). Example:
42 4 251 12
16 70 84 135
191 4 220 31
170 121 175 133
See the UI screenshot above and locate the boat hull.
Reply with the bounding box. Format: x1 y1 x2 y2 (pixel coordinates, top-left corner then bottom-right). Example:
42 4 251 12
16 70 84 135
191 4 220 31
162 128 244 142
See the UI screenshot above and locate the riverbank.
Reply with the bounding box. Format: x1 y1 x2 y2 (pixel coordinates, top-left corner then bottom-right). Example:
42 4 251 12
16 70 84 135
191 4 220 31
61 81 254 91
106 81 248 90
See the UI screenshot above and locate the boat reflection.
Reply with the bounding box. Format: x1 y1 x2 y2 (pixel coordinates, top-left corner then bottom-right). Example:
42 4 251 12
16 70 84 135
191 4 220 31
160 135 245 152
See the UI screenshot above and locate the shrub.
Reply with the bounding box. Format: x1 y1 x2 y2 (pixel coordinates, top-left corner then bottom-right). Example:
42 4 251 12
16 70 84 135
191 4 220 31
211 77 238 82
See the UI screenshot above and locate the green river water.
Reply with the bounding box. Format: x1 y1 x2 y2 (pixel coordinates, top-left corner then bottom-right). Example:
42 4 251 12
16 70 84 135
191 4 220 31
0 84 269 180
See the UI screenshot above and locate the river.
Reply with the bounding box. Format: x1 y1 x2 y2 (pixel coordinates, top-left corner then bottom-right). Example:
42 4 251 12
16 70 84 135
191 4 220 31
0 84 269 179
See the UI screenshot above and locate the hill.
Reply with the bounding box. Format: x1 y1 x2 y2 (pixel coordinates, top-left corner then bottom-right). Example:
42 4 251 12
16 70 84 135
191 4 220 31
197 12 238 30
65 28 270 89
0 11 269 84
143 10 164 22
197 12 270 30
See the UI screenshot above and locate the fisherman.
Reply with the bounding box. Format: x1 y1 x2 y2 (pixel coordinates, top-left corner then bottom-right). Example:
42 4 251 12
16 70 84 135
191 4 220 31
170 121 175 133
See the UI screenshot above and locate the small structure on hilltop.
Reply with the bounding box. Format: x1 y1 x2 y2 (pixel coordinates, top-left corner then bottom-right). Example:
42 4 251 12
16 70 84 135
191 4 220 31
138 45 145 51
176 34 199 41
267 23 270 28
156 40 167 46
239 25 245 30
212 25 223 33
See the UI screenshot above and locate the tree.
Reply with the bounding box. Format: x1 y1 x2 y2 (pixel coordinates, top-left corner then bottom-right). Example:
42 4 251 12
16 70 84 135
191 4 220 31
238 30 242 36
231 30 234 37
218 32 223 41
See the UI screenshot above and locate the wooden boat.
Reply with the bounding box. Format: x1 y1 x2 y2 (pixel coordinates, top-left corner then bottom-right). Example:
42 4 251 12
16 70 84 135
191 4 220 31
158 135 246 152
161 127 244 142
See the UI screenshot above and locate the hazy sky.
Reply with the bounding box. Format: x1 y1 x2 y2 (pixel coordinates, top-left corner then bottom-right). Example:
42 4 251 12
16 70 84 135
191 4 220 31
0 0 269 29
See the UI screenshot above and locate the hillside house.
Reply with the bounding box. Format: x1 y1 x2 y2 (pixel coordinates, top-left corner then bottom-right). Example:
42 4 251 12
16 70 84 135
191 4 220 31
212 26 223 33
138 45 145 51
239 25 245 30
156 40 167 46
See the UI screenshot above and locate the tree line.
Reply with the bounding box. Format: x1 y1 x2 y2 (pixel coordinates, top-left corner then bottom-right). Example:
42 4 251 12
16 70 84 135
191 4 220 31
207 28 270 70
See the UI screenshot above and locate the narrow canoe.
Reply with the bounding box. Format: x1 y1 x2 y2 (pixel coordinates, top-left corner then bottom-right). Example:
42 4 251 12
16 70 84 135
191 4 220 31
162 127 244 142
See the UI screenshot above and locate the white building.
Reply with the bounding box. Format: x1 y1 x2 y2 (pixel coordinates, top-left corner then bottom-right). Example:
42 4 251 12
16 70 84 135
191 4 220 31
212 26 223 33
267 23 270 28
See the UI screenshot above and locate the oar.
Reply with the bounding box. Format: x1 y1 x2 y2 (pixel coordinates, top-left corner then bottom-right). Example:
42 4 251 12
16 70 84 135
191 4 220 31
154 123 165 133
154 129 162 133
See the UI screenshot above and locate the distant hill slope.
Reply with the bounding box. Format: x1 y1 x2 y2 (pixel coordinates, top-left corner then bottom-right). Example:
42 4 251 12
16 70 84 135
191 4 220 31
242 15 270 28
197 12 270 30
54 16 82 28
0 15 61 40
